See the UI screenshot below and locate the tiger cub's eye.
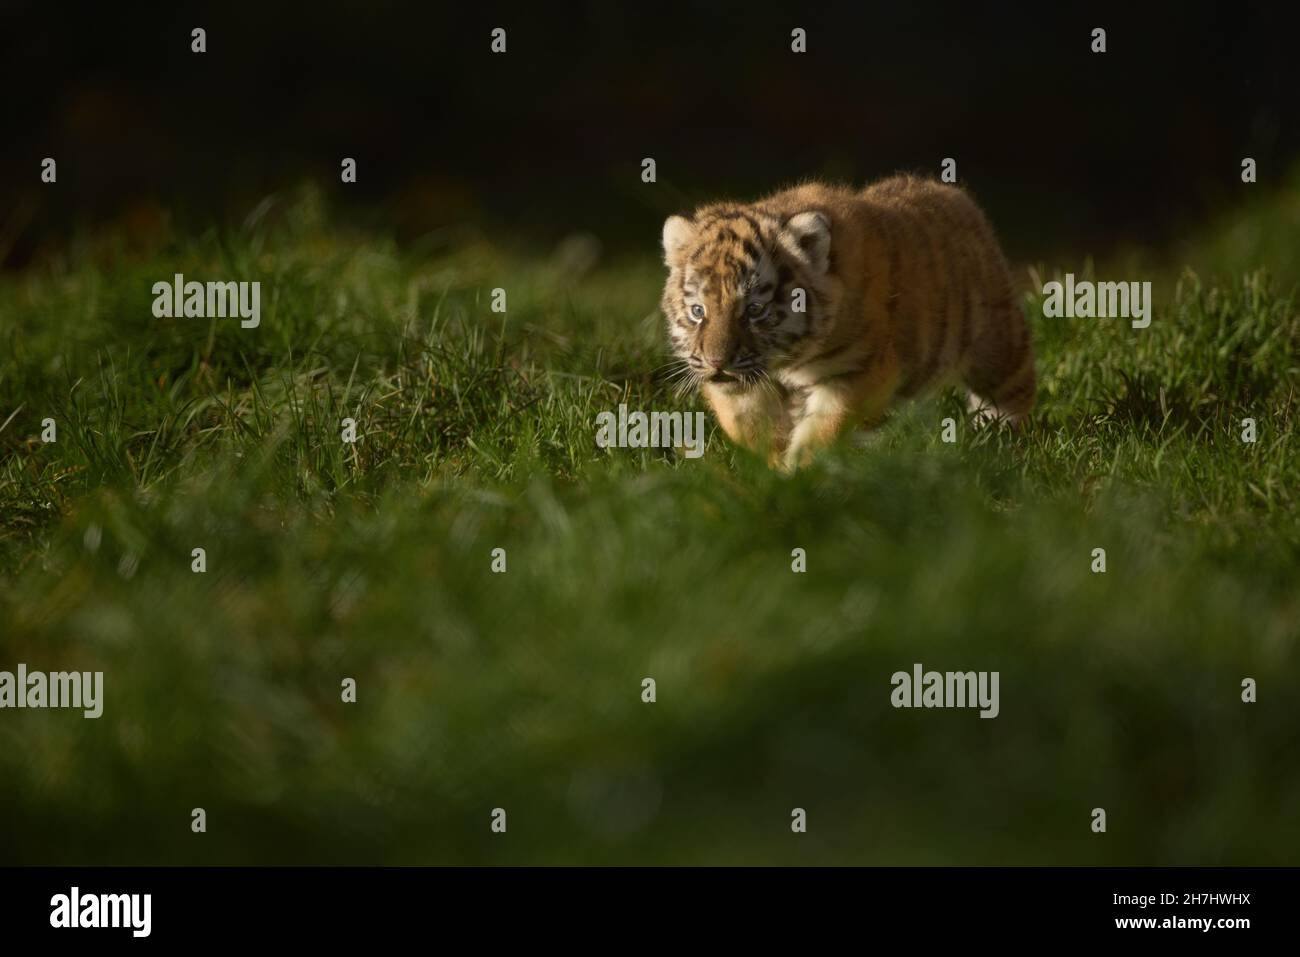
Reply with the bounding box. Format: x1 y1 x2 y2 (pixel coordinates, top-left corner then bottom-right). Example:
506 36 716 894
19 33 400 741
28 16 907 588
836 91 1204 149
745 301 768 319
690 304 705 322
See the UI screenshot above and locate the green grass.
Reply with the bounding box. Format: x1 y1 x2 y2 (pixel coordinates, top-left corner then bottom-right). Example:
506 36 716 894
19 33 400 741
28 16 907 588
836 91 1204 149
1 184 1297 864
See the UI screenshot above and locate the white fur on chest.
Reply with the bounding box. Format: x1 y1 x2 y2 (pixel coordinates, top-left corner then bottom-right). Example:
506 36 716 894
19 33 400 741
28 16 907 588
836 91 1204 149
776 353 858 390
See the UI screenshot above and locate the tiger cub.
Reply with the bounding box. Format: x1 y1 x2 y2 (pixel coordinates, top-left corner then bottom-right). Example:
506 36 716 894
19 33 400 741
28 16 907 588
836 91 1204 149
659 175 1035 469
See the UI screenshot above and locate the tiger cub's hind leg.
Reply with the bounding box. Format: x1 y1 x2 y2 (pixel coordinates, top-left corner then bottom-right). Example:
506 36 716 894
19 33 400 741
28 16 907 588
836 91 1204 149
963 300 1036 427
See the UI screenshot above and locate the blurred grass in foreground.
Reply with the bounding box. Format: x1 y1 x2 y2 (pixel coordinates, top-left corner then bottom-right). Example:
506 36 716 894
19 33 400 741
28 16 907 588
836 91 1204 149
0 185 1296 864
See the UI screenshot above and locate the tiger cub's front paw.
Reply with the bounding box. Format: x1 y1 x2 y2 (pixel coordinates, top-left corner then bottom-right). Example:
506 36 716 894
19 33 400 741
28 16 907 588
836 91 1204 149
780 440 817 472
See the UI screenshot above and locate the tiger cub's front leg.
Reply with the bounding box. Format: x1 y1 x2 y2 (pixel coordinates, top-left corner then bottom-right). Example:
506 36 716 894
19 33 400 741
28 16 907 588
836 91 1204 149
782 370 898 471
702 381 792 465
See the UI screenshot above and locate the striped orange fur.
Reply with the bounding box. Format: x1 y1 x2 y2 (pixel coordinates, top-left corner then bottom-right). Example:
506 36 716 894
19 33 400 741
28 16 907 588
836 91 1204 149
660 175 1035 469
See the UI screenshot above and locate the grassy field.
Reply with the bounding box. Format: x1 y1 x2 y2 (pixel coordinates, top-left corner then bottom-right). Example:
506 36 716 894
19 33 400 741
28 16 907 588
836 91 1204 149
1 183 1297 865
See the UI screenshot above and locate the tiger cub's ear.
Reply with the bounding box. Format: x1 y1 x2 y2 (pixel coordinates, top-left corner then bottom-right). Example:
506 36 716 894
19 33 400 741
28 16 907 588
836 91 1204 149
662 215 697 265
778 211 832 274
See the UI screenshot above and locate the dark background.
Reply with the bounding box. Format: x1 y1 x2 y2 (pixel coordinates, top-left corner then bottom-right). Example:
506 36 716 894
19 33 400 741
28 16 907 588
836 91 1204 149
3 0 1297 266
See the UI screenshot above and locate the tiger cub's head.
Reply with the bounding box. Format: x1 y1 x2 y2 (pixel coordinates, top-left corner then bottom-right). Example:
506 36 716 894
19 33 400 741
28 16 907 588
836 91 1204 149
660 205 833 390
